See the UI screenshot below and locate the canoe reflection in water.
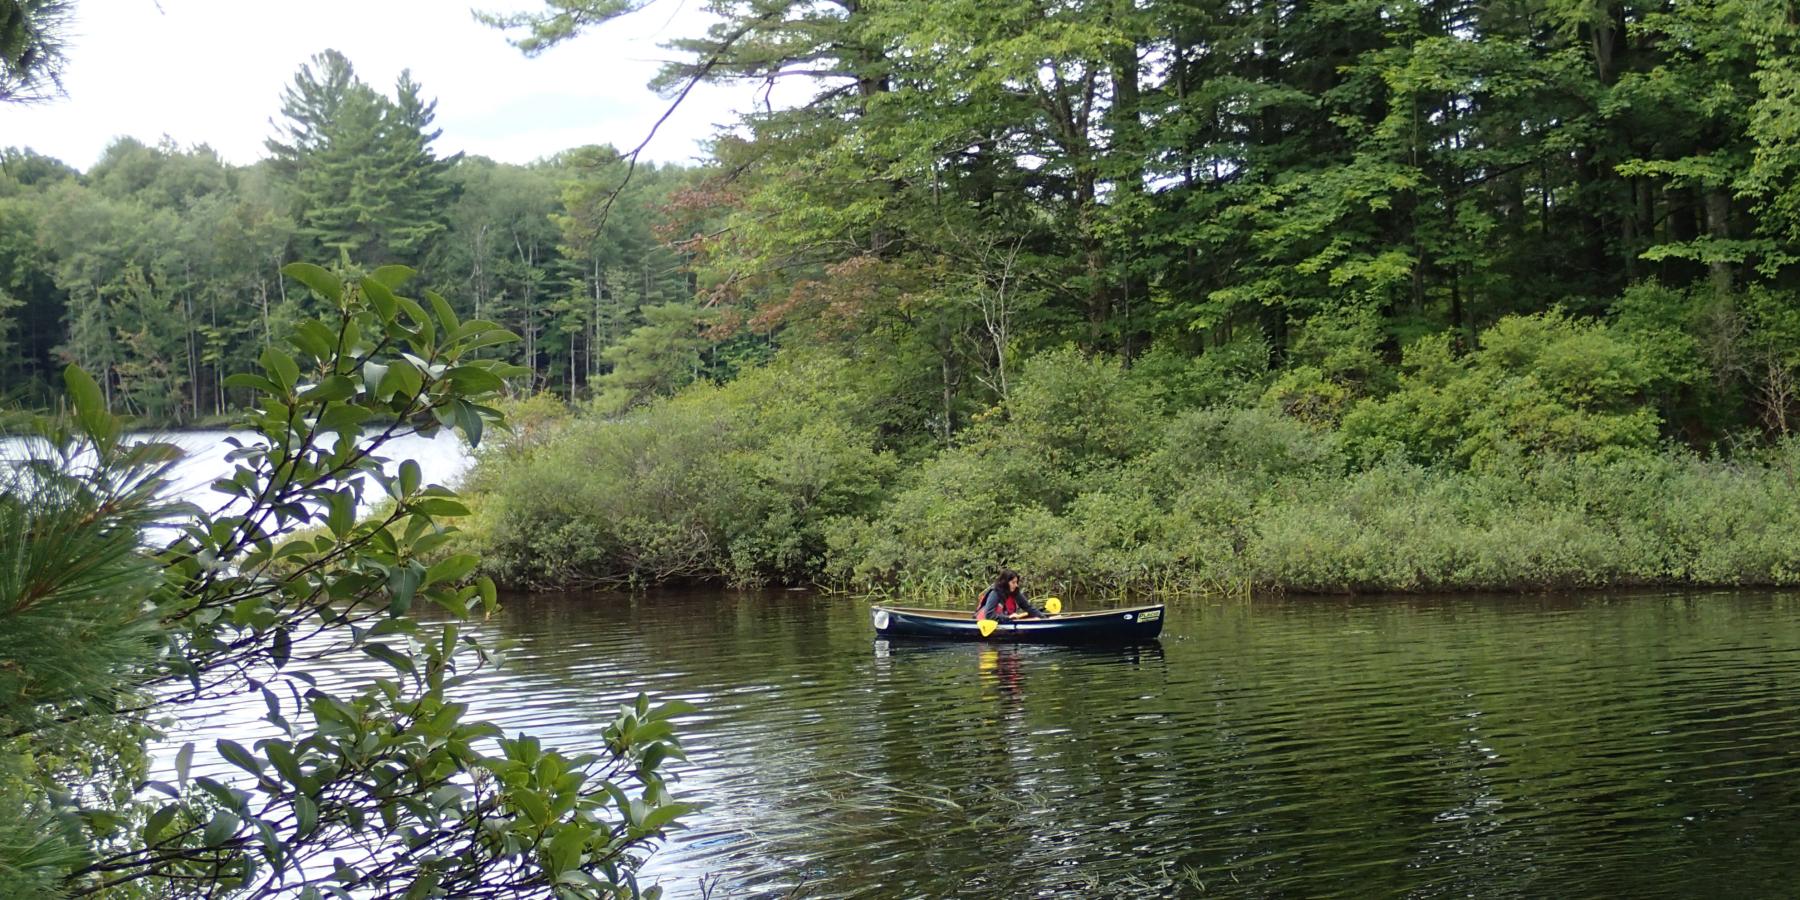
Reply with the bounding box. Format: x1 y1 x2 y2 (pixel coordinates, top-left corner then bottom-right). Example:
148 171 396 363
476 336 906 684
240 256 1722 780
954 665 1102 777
979 646 1023 697
872 638 1166 705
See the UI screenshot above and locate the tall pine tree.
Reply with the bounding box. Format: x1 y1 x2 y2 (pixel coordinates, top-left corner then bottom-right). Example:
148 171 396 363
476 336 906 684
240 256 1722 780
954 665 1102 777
268 51 457 270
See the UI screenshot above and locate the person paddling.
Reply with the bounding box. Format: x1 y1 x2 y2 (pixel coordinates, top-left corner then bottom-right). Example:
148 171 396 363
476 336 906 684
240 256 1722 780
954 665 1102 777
977 570 1050 621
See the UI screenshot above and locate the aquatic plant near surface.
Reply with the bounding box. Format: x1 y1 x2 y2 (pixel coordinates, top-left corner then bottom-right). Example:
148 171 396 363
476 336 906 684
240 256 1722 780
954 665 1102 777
0 262 692 898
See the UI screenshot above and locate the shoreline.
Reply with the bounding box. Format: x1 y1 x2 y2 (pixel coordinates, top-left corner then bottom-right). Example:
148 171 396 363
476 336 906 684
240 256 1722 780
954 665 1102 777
487 576 1800 603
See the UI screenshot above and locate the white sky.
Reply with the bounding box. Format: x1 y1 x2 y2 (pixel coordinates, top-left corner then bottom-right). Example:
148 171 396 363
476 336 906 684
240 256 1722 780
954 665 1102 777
0 0 762 171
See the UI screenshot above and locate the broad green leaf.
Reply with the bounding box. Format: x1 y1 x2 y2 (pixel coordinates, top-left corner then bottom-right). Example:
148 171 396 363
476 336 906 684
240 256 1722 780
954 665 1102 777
638 801 696 833
320 404 373 432
650 700 699 719
396 296 430 329
260 347 301 391
145 803 179 845
379 359 425 400
512 789 551 827
546 824 588 875
388 566 422 614
426 289 461 334
362 362 390 398
175 742 195 787
63 364 115 446
446 366 505 395
369 265 417 290
325 489 354 538
295 795 318 839
203 811 239 848
223 373 283 395
424 554 478 587
362 276 400 321
293 319 338 360
404 870 442 900
300 374 357 403
282 262 343 303
218 739 261 775
263 740 300 784
458 329 524 353
455 398 485 447
271 627 292 670
413 497 470 517
362 643 416 675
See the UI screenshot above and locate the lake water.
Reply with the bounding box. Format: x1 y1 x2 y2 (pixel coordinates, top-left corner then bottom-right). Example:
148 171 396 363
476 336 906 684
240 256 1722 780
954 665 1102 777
0 427 472 516
13 432 1800 896
185 588 1800 898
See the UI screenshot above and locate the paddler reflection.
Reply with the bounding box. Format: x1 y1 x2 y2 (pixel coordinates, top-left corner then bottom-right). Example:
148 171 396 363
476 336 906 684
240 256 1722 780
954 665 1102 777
978 645 1023 697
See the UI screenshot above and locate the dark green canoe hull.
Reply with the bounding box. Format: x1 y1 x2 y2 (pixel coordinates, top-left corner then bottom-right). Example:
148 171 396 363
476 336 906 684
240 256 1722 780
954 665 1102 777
871 604 1165 644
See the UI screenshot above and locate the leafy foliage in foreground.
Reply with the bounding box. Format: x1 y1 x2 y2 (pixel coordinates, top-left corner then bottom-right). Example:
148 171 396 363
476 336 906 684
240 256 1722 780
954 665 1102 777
0 263 692 897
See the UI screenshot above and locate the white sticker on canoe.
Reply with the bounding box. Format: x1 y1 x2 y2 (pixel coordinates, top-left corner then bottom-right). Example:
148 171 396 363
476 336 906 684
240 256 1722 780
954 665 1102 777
1139 609 1161 622
873 610 890 630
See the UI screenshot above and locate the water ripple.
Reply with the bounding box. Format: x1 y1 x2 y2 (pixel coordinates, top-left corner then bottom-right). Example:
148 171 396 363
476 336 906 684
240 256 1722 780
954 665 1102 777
161 590 1800 897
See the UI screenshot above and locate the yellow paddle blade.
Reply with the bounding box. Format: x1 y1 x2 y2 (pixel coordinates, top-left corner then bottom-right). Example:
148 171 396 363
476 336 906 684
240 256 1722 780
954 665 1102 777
977 618 999 637
1043 597 1062 615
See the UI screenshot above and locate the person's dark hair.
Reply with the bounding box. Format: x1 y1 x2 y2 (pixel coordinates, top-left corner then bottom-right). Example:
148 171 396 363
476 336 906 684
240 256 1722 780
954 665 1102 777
991 569 1020 596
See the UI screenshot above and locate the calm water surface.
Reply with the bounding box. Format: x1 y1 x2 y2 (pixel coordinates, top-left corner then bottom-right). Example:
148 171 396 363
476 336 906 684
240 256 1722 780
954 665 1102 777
28 434 1798 895
182 589 1800 898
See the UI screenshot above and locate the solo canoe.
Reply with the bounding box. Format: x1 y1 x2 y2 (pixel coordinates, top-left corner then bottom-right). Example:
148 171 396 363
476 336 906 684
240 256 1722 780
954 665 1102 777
871 604 1164 643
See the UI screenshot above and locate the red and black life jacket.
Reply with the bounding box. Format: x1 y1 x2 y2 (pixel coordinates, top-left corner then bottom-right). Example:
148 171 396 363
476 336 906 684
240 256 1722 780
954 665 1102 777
974 587 1019 619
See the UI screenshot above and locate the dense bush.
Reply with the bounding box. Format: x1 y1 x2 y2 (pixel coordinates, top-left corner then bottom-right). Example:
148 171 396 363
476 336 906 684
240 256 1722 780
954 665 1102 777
821 339 1800 596
1341 311 1664 467
470 310 1800 597
467 354 894 587
833 422 1800 597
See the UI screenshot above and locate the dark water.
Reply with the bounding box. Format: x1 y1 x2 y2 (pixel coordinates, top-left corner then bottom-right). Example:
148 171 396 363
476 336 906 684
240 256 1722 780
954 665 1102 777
361 590 1800 898
37 435 1799 894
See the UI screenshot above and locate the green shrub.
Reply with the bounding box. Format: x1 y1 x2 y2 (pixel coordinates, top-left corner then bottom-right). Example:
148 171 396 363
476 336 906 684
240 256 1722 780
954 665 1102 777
827 394 1800 595
1261 305 1394 427
1342 312 1663 467
1006 347 1159 467
473 341 1800 598
1141 405 1344 489
469 355 893 587
1128 334 1272 411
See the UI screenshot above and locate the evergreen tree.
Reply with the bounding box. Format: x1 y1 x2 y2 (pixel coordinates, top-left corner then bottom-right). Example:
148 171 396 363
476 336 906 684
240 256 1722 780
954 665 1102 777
0 0 71 102
379 70 460 259
264 49 359 173
270 51 457 270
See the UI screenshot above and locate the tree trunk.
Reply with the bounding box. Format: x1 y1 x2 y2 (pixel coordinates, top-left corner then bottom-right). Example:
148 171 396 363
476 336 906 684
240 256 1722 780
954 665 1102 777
1705 186 1733 296
1108 22 1150 359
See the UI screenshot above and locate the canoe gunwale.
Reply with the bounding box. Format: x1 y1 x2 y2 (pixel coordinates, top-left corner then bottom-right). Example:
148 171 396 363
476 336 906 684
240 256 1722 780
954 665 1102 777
872 604 1163 621
870 603 1165 643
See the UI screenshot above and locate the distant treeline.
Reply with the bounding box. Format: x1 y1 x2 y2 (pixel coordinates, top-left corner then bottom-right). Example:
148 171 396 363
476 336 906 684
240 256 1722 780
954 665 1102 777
0 49 716 422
